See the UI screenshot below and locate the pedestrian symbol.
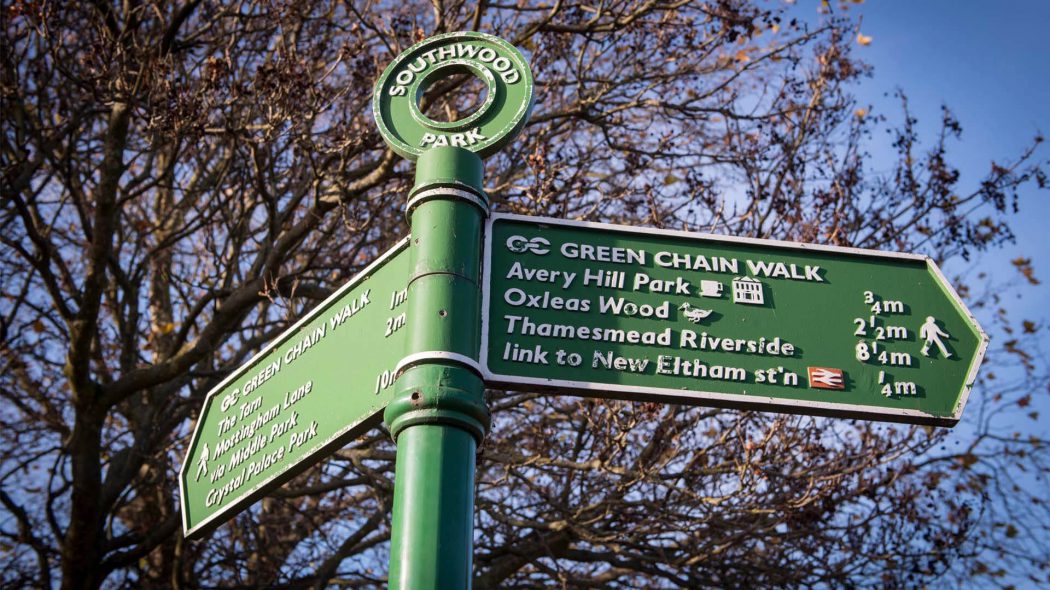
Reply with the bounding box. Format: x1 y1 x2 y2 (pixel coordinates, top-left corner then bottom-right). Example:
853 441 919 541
195 443 209 482
920 316 953 358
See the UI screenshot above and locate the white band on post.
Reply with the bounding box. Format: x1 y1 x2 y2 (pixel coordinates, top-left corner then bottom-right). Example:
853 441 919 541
395 351 485 379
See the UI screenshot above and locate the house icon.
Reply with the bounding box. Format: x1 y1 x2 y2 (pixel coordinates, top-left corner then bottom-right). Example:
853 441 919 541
732 277 764 305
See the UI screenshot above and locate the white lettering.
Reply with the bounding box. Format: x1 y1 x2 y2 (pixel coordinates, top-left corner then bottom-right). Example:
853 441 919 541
745 260 824 282
560 242 645 264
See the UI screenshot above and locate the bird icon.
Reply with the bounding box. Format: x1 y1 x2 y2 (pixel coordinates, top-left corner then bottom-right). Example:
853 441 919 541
679 303 714 324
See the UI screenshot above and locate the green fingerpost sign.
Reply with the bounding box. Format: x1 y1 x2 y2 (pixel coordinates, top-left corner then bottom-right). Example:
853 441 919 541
482 214 987 427
180 239 412 538
179 26 987 587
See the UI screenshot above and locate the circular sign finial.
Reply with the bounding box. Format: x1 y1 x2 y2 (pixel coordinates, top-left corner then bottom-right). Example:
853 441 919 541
373 32 534 160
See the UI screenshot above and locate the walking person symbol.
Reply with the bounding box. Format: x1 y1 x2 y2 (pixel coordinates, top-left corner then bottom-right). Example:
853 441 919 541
195 443 209 482
920 316 952 359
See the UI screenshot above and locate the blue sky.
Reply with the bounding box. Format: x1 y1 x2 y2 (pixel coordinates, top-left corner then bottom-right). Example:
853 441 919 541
838 0 1049 322
820 3 1049 586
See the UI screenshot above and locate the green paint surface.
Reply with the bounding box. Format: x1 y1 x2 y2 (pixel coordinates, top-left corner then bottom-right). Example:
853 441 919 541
483 215 985 426
180 239 411 538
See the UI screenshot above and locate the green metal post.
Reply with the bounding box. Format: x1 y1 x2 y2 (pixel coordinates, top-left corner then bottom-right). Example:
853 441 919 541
383 146 490 589
373 30 533 587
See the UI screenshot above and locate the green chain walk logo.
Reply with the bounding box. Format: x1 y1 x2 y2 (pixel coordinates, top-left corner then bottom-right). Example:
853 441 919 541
373 31 534 159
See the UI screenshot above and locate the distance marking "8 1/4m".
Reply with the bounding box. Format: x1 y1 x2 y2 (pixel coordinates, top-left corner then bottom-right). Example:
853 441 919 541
856 342 913 366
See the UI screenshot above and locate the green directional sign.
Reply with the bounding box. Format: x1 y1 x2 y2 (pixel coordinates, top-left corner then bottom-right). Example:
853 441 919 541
481 214 987 426
180 239 412 538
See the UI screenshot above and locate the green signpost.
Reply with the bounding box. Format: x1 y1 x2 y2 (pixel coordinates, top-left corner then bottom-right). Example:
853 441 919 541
179 28 986 590
482 214 986 426
372 31 533 589
180 239 411 538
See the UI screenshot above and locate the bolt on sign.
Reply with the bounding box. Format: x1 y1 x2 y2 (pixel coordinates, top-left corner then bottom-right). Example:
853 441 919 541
481 214 987 426
180 239 412 538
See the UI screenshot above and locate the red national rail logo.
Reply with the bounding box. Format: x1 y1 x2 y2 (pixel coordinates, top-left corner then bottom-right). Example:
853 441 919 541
807 367 845 390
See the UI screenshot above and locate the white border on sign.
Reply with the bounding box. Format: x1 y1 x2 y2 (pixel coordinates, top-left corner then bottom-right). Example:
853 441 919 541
179 236 411 539
479 213 988 426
